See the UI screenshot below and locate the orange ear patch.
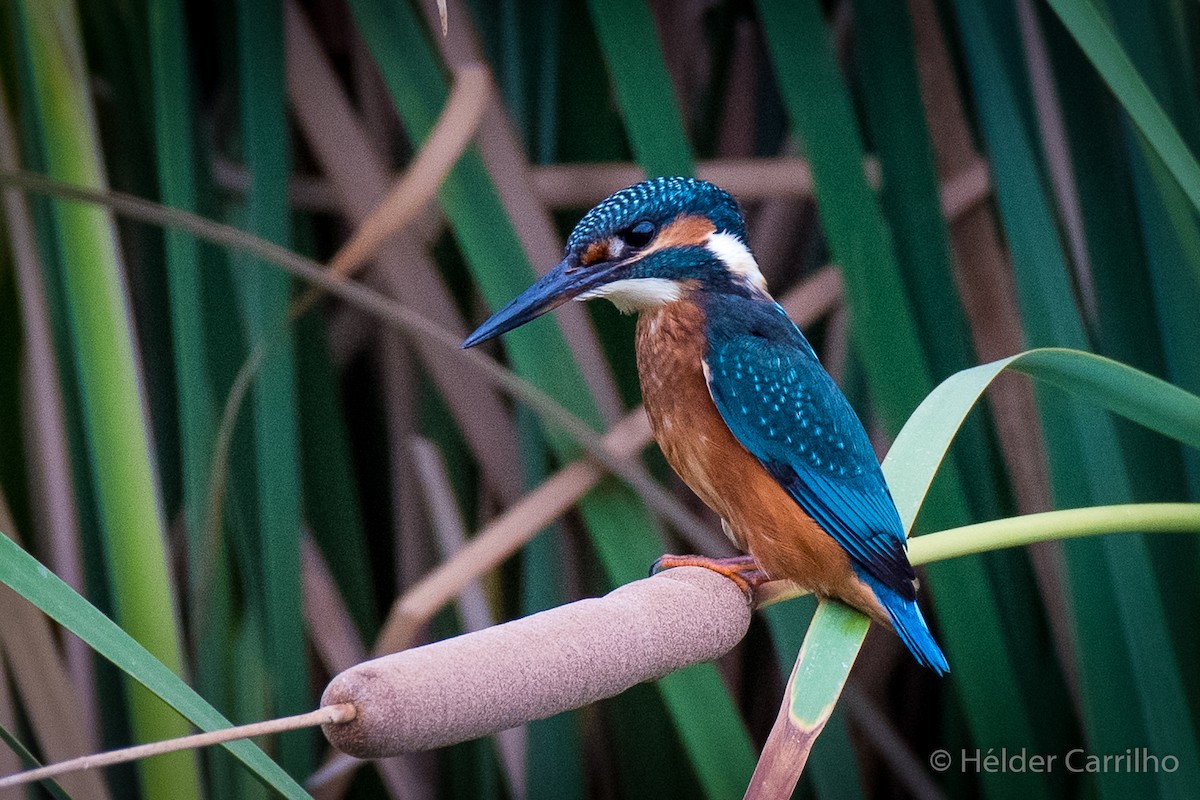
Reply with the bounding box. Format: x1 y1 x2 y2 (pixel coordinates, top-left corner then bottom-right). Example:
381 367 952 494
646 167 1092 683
653 214 717 250
581 239 610 266
623 214 716 266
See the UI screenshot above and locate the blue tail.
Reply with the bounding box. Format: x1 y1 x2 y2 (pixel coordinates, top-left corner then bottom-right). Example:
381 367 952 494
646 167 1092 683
859 572 949 674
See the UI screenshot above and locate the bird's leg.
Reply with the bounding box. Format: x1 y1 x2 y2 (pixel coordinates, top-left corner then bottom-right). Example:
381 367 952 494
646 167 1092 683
650 553 769 601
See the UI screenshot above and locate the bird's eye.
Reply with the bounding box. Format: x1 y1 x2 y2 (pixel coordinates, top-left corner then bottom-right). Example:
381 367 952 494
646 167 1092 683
620 220 656 249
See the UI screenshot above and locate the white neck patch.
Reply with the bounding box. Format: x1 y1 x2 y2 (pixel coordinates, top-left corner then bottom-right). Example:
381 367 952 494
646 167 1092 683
577 277 684 314
706 231 767 292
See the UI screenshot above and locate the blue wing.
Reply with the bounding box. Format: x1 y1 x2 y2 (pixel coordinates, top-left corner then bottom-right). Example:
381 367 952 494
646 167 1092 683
702 295 916 600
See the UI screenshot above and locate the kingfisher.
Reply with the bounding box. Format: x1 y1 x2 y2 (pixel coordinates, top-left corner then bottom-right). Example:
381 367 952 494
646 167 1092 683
462 177 948 673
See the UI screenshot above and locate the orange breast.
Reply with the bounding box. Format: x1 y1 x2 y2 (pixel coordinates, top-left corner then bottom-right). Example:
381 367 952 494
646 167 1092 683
636 299 886 620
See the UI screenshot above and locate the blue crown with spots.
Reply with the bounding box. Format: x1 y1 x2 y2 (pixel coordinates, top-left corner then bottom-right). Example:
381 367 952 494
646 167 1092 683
566 177 747 253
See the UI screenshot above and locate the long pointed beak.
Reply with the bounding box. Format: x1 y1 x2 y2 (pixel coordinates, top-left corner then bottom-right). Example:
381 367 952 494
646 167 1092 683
461 257 612 348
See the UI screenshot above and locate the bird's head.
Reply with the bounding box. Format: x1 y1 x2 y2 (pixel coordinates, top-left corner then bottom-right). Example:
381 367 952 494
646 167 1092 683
462 176 766 348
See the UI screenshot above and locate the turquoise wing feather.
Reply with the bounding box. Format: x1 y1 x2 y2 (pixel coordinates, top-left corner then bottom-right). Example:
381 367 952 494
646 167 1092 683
701 293 915 599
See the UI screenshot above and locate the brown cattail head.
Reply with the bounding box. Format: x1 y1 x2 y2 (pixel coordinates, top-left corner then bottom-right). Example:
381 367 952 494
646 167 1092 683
321 566 750 757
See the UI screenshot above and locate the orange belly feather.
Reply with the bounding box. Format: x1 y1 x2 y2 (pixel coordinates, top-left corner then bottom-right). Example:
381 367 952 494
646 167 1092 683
636 299 888 623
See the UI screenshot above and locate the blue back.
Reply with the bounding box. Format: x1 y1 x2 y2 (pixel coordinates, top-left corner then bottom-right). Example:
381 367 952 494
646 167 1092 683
700 291 916 599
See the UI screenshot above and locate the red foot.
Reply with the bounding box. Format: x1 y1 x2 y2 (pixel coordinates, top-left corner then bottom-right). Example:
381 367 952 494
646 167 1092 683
650 553 769 601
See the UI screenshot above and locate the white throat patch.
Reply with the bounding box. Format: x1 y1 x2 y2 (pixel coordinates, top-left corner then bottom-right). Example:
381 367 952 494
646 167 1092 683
577 277 684 314
706 231 767 292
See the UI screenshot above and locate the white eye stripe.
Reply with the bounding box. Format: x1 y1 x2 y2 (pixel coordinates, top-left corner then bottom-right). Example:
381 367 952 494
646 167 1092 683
706 231 766 291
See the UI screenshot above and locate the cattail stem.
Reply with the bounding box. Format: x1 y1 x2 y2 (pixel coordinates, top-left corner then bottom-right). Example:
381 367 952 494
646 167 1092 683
0 704 356 791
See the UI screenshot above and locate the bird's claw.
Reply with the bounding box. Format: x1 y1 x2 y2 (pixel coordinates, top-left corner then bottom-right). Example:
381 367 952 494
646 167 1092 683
650 553 769 604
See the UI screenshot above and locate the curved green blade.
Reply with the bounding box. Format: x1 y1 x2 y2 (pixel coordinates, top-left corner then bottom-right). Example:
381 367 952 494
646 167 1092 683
0 533 310 799
763 347 1200 792
887 347 1200 528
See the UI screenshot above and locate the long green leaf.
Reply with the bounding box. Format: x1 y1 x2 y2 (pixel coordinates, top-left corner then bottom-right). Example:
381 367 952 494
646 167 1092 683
234 0 309 775
147 0 217 601
1042 0 1192 505
0 533 309 799
518 411 585 800
1098 0 1200 480
755 0 930 429
295 315 377 640
850 0 1013 518
0 723 71 800
146 3 241 793
583 0 693 177
850 0 974 384
1094 3 1200 707
1045 0 1200 221
13 3 201 796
